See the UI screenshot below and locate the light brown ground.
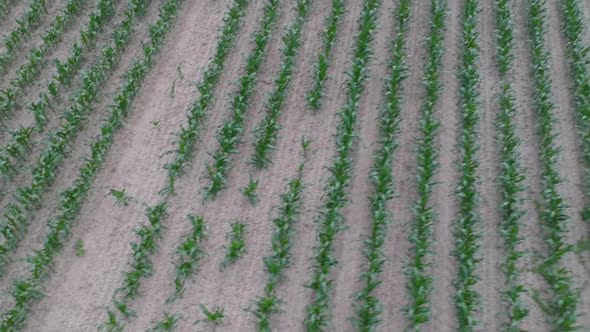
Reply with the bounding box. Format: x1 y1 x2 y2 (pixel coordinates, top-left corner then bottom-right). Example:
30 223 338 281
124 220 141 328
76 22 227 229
0 0 587 331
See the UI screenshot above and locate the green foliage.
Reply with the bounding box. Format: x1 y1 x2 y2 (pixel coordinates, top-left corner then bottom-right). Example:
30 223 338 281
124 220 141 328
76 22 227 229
109 188 132 206
527 0 579 329
204 0 280 198
0 0 17 20
304 0 381 329
149 312 182 332
196 304 225 326
306 0 345 110
75 239 85 257
161 0 248 195
0 0 180 329
243 178 259 205
251 0 311 168
220 221 247 270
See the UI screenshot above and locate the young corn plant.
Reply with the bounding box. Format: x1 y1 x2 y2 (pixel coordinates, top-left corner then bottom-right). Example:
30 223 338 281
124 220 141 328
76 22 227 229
220 221 247 270
352 0 411 330
560 0 590 222
251 0 311 168
403 1 446 330
168 215 206 303
304 0 381 329
249 159 305 331
109 188 132 206
452 0 482 330
306 0 345 111
527 0 579 329
0 0 146 276
204 0 280 198
149 312 182 332
0 0 17 20
242 178 259 205
196 304 225 327
494 0 529 330
0 1 180 329
162 0 249 195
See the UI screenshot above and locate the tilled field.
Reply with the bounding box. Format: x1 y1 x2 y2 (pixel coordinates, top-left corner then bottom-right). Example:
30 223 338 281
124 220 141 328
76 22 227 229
0 0 589 331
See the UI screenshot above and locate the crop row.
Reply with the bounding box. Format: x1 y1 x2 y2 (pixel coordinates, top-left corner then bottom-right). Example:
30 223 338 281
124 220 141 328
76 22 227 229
204 0 280 198
0 0 17 20
0 0 150 276
305 0 345 111
452 0 481 329
0 0 118 187
162 0 249 195
0 0 86 121
560 0 590 222
0 0 180 329
352 0 411 330
528 0 578 329
404 0 446 329
250 158 305 331
251 0 311 168
304 0 381 329
0 0 47 76
493 0 528 329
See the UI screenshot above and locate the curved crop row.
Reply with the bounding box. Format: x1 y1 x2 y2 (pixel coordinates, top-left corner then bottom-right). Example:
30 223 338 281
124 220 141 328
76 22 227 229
493 0 528 329
452 0 481 329
0 0 119 186
404 0 446 329
0 0 87 121
250 159 305 331
527 0 578 329
560 0 590 222
303 0 381 329
305 0 345 111
250 0 311 169
0 0 152 276
204 0 280 198
162 0 248 195
0 1 180 329
0 0 47 76
352 0 411 330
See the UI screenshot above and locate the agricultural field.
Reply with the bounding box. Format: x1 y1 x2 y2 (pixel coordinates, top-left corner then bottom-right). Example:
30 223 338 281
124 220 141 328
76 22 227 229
0 0 589 330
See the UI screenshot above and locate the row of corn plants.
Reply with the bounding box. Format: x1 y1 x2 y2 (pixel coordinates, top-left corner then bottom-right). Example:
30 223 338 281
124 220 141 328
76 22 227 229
167 215 207 303
560 0 590 222
527 0 578 329
0 1 181 330
403 0 446 330
0 0 150 276
352 0 411 330
250 157 306 331
305 0 345 111
162 0 248 195
452 0 481 329
0 0 47 76
0 0 120 186
0 0 17 20
250 0 311 168
304 0 381 329
204 0 280 198
101 0 251 328
493 0 528 329
0 0 87 121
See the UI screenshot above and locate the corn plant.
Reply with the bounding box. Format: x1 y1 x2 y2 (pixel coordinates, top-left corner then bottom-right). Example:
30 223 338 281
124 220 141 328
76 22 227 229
168 215 206 303
162 0 249 195
75 239 85 257
306 0 345 111
494 0 529 330
304 0 381 329
0 0 47 76
204 0 280 198
452 0 482 330
0 0 145 276
352 1 411 331
249 160 305 331
109 188 132 206
243 178 259 205
220 221 247 270
0 1 180 328
196 304 225 327
0 0 17 20
149 312 182 332
403 1 445 330
250 0 311 168
527 0 579 329
560 0 590 222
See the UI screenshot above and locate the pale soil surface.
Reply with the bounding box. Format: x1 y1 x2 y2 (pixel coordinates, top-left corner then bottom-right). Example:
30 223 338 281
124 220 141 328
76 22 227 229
0 0 587 331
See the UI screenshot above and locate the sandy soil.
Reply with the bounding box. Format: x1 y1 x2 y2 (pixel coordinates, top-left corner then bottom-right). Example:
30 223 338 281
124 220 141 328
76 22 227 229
0 0 588 331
